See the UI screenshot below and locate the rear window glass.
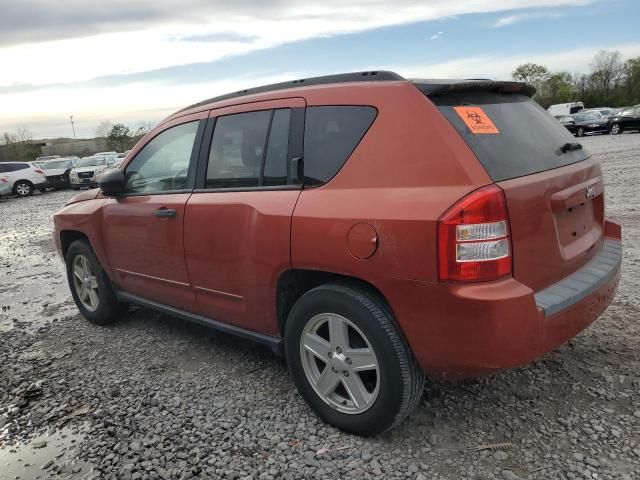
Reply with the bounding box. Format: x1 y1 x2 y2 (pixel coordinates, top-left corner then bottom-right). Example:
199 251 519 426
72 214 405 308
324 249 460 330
304 106 377 186
431 93 589 182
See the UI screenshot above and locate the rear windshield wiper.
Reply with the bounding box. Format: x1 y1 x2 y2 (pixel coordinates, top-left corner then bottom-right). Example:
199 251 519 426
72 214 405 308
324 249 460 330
560 142 583 153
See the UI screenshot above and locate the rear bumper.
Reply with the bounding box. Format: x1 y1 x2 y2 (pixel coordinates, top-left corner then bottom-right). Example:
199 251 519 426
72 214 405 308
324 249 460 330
381 221 622 380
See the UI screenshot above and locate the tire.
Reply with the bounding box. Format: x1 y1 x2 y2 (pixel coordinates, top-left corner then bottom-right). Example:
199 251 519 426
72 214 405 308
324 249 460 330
285 283 424 436
577 127 585 137
65 239 126 325
610 123 621 135
13 180 33 197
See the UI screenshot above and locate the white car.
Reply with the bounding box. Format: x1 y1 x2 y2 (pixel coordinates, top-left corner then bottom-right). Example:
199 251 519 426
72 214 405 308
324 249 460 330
37 157 77 190
0 162 47 197
0 175 11 197
69 155 118 189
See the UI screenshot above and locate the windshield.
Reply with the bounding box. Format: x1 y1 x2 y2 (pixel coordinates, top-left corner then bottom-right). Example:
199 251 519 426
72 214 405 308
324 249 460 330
42 160 71 169
76 157 106 167
574 114 599 122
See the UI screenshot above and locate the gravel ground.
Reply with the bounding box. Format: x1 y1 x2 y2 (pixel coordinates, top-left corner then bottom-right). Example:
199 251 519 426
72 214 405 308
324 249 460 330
1 133 639 480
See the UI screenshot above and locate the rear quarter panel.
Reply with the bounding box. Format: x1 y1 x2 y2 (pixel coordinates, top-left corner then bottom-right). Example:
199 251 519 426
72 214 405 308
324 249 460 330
291 83 492 284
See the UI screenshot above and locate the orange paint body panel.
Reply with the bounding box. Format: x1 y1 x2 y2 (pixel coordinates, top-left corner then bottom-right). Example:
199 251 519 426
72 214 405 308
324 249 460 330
53 77 622 381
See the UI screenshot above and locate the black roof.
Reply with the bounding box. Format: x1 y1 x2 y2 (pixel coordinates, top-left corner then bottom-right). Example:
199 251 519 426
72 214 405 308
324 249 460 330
173 71 535 115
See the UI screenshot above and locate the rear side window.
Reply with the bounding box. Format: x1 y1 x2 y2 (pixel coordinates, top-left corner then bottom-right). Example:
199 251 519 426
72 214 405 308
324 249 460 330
2 163 29 172
303 106 377 186
431 93 589 182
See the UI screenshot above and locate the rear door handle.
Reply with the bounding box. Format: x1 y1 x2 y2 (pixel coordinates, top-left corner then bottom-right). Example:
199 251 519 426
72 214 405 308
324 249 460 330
152 208 177 218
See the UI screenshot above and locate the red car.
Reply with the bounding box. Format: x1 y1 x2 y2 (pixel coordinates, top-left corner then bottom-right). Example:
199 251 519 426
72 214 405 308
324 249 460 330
54 71 622 435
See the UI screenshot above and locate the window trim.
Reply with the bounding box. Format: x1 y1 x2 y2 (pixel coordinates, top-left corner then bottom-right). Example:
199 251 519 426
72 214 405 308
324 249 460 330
194 106 304 193
116 119 206 198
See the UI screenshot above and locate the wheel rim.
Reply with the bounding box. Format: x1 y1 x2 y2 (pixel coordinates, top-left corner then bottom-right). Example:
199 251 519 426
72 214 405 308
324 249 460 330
16 183 30 195
611 124 620 134
578 128 584 137
300 313 380 414
72 255 99 312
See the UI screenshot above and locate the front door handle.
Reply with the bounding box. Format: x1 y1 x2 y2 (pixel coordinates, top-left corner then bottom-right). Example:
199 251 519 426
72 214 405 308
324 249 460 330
152 208 177 218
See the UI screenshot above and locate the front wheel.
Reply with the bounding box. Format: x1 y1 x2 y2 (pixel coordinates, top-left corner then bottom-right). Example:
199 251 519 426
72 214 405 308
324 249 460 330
65 240 126 325
285 283 424 436
13 180 33 197
577 127 585 137
610 123 622 135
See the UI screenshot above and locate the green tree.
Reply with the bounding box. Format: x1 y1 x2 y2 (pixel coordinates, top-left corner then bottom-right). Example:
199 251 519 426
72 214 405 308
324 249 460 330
107 124 132 152
589 50 624 104
512 63 550 90
621 57 640 105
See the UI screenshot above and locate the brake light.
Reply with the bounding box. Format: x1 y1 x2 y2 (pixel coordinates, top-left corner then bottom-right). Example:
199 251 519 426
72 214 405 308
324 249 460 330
0 177 7 183
34 169 45 175
438 185 512 282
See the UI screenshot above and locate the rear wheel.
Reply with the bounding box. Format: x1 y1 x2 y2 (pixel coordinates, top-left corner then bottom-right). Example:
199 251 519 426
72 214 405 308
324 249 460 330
285 283 424 435
577 127 585 137
13 180 33 197
66 240 125 325
610 123 622 135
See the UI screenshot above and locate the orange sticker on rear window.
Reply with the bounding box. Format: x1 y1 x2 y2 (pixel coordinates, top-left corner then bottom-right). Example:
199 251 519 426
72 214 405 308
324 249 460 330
453 106 499 134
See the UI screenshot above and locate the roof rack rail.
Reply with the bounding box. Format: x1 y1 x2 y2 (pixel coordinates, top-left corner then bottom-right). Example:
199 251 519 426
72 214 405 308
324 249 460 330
175 70 405 114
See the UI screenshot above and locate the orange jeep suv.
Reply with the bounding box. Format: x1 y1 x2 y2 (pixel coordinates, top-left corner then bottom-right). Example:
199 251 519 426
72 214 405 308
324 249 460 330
54 71 622 435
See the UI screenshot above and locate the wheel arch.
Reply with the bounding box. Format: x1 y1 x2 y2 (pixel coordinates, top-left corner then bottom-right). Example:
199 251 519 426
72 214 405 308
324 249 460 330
275 269 393 337
60 230 91 259
13 178 34 192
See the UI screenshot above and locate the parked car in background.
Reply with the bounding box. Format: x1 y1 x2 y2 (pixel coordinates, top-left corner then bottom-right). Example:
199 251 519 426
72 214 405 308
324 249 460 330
39 157 77 190
570 112 610 136
69 155 118 189
54 71 621 435
35 155 61 162
548 102 584 117
579 108 614 118
95 151 118 158
557 115 579 135
0 175 11 197
0 162 47 196
608 105 640 135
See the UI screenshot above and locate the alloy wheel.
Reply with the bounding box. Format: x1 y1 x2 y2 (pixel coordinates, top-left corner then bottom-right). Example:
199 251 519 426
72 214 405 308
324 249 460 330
299 313 380 414
72 254 100 312
611 123 620 135
15 182 32 196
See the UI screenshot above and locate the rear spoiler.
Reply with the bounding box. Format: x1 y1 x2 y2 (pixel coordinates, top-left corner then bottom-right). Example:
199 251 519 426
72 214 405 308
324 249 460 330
410 79 536 97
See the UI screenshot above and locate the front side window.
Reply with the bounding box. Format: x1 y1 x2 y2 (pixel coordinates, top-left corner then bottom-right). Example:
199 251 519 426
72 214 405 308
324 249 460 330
124 121 199 194
303 106 377 186
206 109 291 188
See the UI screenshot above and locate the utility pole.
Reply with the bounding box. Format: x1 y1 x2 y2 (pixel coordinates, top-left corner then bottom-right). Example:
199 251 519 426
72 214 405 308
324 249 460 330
69 115 76 138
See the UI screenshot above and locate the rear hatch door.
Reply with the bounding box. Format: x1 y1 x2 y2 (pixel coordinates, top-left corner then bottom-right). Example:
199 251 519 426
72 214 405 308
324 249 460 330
425 86 604 291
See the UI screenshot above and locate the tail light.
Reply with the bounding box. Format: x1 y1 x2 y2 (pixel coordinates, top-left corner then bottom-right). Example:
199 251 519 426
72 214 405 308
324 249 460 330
0 177 7 183
34 169 45 175
438 185 512 282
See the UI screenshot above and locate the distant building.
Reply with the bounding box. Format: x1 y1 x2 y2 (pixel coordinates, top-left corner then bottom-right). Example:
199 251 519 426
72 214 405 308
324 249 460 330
40 138 109 157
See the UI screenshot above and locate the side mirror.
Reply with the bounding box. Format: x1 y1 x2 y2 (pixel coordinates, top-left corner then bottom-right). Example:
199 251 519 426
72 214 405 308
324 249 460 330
99 169 126 197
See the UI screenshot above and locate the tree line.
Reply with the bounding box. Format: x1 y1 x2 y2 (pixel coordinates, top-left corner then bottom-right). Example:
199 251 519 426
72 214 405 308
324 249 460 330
512 50 640 109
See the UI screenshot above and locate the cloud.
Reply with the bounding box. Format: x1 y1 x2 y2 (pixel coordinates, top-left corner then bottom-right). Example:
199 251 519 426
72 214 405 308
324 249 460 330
429 31 444 40
396 42 640 80
493 11 565 27
0 0 594 88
